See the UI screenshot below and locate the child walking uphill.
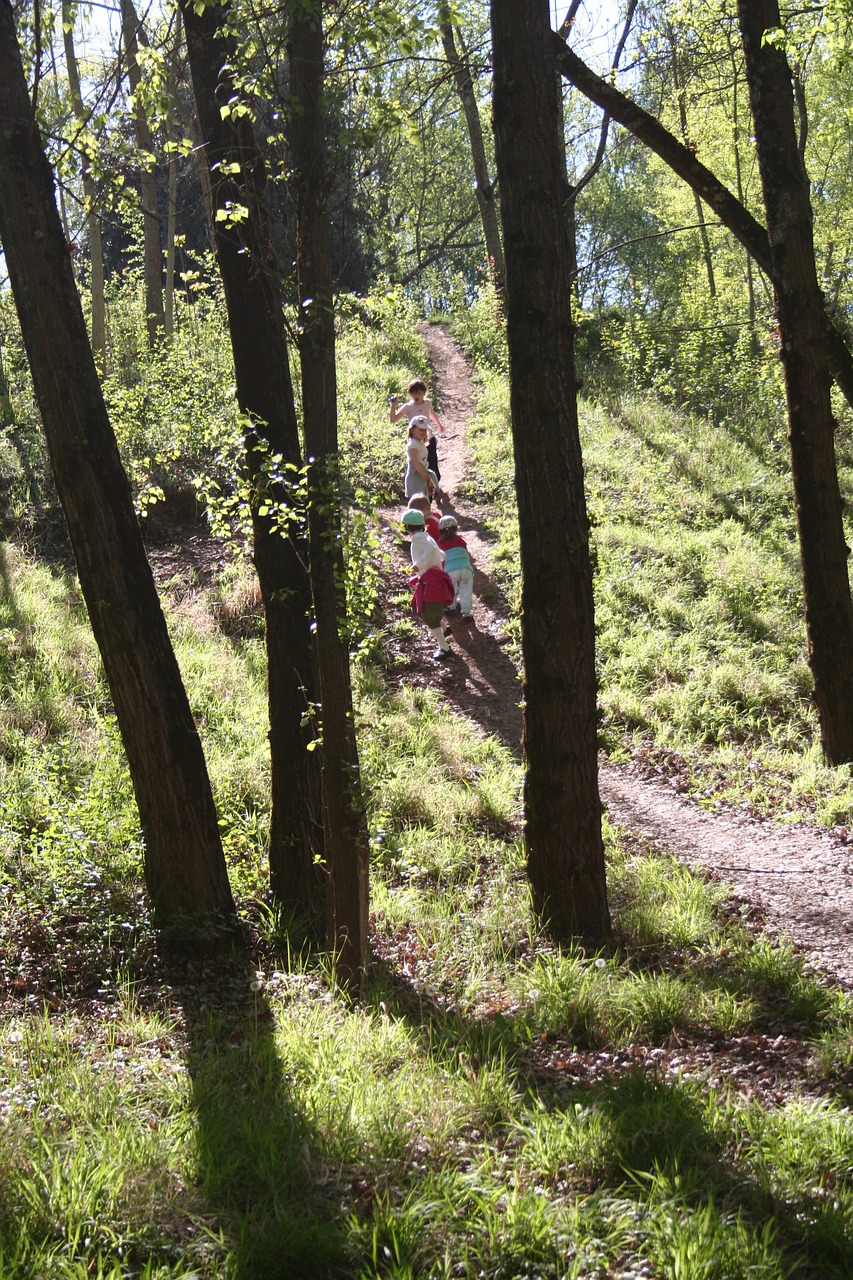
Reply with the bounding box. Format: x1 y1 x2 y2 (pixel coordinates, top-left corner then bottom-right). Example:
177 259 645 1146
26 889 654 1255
406 493 441 540
404 418 439 501
437 515 475 619
401 508 455 660
390 378 446 489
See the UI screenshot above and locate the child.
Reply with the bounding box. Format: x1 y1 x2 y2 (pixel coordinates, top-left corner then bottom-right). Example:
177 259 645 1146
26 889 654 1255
406 493 441 541
401 508 455 659
390 378 446 489
437 515 475 619
404 417 433 501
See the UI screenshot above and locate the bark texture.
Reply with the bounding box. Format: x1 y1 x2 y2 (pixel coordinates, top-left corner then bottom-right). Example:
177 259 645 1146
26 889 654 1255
738 0 853 765
490 0 610 941
178 0 325 923
0 3 236 935
288 0 369 980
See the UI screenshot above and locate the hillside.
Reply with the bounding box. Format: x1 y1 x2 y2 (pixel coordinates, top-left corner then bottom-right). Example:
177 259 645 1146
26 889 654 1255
410 322 853 992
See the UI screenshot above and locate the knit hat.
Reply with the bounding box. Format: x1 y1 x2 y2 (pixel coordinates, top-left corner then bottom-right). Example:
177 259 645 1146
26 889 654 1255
438 515 457 532
402 509 425 527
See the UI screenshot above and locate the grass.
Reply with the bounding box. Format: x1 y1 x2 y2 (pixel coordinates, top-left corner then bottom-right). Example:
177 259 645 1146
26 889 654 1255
3 547 853 1275
3 290 853 1275
459 336 853 831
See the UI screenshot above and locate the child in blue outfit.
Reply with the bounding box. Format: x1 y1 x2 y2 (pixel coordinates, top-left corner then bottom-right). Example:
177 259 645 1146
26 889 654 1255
437 515 475 619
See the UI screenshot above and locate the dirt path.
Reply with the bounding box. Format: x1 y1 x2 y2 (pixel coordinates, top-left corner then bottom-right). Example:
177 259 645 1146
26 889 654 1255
414 322 853 992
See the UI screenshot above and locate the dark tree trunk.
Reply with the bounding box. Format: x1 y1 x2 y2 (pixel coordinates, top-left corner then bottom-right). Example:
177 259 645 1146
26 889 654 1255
287 0 369 982
551 32 853 414
490 0 610 943
178 0 326 926
0 4 236 938
738 0 853 765
439 11 505 291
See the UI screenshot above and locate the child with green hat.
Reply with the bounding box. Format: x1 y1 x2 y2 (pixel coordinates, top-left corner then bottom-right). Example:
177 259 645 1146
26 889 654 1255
401 508 455 659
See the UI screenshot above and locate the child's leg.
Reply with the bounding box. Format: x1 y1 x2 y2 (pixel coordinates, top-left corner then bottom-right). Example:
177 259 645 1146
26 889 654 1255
423 601 451 656
458 569 474 616
427 436 440 481
428 625 450 653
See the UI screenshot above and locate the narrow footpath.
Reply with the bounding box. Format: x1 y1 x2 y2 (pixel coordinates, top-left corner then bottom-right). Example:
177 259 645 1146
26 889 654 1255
403 321 853 992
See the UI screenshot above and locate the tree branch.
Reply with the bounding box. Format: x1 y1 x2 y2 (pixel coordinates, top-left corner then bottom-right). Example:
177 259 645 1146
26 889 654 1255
552 29 853 412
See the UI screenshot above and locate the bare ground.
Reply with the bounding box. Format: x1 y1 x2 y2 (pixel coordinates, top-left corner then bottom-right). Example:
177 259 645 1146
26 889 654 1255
395 321 853 995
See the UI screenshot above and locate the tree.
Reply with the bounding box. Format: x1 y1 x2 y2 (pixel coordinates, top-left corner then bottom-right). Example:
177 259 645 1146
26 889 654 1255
178 0 327 930
737 0 853 765
438 3 504 290
490 0 610 942
551 27 853 414
287 0 370 980
0 0 236 938
62 0 106 364
120 0 166 343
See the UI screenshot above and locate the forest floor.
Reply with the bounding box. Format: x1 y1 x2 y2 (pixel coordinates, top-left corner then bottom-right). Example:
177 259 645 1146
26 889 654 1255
385 321 853 994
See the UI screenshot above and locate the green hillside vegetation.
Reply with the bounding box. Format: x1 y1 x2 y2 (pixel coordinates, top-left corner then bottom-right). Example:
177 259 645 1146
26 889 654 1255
3 286 853 1276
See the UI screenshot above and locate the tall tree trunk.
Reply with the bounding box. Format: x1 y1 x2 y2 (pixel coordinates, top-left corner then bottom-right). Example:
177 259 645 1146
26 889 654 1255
0 3 236 938
174 95 217 252
670 44 716 298
121 0 165 343
438 9 505 291
178 0 326 929
62 0 106 366
287 0 370 982
490 0 610 943
738 0 853 765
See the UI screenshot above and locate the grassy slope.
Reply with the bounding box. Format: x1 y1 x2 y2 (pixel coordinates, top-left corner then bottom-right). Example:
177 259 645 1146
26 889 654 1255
1 296 853 1277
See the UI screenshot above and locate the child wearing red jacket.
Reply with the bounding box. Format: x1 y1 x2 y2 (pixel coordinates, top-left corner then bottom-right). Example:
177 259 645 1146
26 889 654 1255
402 508 455 659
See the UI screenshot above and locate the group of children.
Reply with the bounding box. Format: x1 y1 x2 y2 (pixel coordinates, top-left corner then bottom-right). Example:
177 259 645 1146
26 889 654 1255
391 379 475 661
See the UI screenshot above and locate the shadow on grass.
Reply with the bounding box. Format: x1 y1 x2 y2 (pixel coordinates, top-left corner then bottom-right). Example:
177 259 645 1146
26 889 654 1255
172 953 354 1280
365 950 853 1277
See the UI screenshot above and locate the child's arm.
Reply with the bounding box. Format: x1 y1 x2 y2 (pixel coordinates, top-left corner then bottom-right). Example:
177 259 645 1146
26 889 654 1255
389 395 405 424
428 403 446 434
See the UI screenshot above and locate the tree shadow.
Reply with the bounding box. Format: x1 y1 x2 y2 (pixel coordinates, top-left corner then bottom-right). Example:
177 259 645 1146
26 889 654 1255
365 954 852 1273
170 951 355 1279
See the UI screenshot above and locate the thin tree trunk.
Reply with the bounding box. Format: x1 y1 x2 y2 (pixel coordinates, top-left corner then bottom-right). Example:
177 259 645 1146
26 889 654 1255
287 0 370 982
62 0 106 366
178 0 326 929
738 0 853 765
670 44 716 297
439 10 505 291
0 4 236 938
491 0 610 943
174 97 217 251
121 0 165 343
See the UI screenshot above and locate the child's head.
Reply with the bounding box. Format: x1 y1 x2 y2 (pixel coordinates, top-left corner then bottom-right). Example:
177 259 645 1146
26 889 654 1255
438 515 458 537
407 495 431 514
401 509 425 532
408 379 427 399
407 416 429 439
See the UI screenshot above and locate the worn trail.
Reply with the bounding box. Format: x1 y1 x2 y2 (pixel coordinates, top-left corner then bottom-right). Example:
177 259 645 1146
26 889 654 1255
418 321 853 991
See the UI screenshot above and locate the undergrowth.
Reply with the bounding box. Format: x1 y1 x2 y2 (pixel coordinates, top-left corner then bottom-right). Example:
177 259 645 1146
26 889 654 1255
2 281 853 1276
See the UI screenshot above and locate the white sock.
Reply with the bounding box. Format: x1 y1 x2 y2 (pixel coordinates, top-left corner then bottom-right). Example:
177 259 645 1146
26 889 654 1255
430 627 449 651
